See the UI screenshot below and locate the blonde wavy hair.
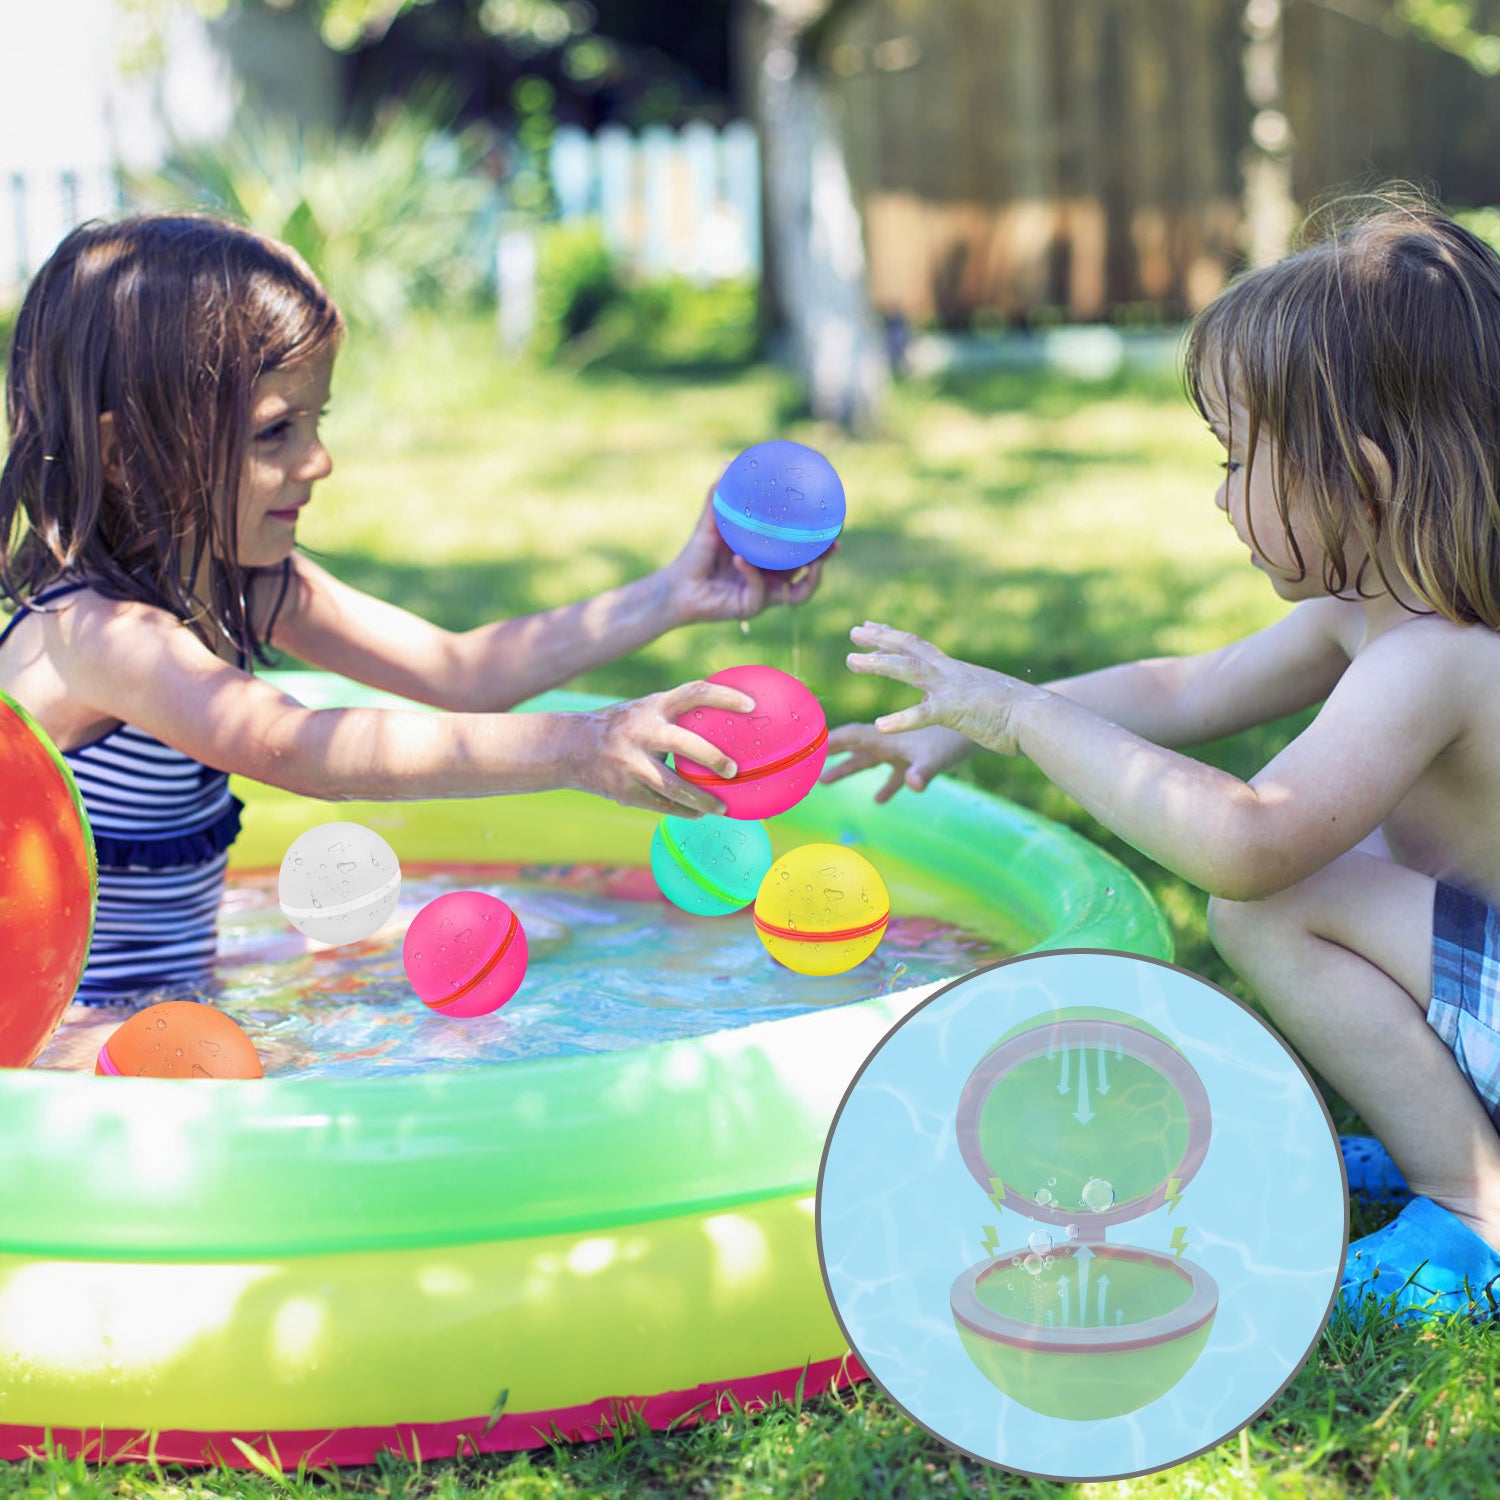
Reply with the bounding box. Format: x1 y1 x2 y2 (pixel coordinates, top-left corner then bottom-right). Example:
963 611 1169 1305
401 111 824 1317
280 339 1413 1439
1185 191 1500 628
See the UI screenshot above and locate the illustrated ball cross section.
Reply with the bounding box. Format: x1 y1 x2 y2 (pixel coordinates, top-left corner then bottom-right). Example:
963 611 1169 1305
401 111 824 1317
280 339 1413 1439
949 1007 1220 1420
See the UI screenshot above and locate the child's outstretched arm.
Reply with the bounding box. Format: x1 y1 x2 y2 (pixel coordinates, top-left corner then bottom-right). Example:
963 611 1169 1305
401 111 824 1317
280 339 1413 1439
824 599 1352 802
55 594 751 816
272 489 830 713
847 616 1462 900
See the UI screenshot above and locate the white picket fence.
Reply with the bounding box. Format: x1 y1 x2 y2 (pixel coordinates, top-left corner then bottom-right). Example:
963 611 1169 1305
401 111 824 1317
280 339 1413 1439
1 165 123 291
550 120 760 282
0 122 761 299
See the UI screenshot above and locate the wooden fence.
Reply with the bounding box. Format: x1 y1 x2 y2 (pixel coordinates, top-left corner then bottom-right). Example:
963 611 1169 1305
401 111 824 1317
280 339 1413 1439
833 0 1500 325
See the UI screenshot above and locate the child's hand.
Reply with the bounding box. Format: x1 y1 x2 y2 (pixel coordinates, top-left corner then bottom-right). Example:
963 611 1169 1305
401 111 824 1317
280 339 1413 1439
575 679 757 817
845 622 1049 756
662 484 833 625
819 722 972 803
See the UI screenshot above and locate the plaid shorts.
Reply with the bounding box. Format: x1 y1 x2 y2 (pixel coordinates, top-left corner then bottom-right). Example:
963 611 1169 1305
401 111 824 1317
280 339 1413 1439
1428 881 1500 1129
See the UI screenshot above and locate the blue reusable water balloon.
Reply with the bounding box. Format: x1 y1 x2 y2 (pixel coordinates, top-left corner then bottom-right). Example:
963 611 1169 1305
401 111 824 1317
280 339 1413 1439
713 440 845 571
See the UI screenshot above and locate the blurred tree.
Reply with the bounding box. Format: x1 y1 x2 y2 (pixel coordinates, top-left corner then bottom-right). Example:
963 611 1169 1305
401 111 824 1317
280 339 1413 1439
308 0 890 430
122 0 890 429
344 0 735 130
745 0 886 433
1242 0 1296 266
118 0 734 125
1388 0 1500 71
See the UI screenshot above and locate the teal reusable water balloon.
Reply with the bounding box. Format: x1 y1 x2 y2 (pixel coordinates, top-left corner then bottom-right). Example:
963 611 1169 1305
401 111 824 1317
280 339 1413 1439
650 815 774 916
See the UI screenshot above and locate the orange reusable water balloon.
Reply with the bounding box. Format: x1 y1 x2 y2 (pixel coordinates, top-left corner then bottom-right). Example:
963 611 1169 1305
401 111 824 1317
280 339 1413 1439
96 1001 264 1080
0 688 95 1068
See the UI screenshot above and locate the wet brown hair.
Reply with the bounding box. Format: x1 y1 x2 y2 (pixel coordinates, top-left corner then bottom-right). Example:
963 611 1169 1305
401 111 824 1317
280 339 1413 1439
0 214 344 662
1184 192 1500 627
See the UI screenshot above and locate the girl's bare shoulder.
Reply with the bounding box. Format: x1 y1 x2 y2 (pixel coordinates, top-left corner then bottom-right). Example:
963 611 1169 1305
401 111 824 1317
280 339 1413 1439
0 586 117 749
0 587 221 752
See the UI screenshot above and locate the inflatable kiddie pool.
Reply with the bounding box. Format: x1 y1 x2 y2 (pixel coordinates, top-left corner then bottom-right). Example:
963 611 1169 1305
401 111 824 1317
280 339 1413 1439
0 675 1171 1470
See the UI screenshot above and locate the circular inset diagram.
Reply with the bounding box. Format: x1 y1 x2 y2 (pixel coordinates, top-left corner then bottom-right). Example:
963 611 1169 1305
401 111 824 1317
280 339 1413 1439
816 952 1346 1481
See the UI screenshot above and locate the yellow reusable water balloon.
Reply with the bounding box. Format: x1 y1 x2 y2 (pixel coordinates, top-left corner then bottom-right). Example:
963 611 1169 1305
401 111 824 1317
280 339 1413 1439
753 843 889 976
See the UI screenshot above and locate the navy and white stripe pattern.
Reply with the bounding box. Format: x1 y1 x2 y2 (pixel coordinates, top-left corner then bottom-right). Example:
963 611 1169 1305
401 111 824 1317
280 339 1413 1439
0 583 243 1003
67 726 240 1003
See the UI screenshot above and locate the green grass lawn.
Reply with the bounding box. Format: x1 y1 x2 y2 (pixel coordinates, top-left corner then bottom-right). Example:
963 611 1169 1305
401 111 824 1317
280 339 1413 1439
4 314 1497 1498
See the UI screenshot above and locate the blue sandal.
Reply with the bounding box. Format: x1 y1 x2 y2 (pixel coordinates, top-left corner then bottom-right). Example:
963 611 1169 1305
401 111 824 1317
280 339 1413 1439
1339 1134 1411 1201
1340 1196 1500 1324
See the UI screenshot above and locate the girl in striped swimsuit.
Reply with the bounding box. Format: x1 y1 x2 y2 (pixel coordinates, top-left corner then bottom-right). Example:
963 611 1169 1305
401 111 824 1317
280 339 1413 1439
0 214 827 1004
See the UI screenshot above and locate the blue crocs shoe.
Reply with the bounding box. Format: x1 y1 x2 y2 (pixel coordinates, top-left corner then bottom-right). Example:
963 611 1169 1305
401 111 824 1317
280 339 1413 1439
1341 1196 1500 1325
1339 1134 1411 1202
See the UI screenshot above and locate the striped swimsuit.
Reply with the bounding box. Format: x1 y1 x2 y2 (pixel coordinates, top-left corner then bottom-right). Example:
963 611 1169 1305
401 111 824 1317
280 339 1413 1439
0 583 244 1003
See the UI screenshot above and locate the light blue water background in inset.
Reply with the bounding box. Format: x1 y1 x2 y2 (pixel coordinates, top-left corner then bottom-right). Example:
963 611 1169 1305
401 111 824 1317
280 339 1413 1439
818 951 1347 1481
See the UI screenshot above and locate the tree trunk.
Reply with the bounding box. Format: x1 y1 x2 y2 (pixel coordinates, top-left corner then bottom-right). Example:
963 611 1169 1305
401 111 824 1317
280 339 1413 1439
1241 0 1297 265
751 0 888 433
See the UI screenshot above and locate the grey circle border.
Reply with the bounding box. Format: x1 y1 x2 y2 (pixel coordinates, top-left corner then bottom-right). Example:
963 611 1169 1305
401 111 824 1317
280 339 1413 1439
813 948 1351 1484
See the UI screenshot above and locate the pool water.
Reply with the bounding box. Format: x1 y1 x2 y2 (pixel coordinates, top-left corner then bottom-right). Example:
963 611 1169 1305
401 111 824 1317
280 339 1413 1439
33 864 1010 1078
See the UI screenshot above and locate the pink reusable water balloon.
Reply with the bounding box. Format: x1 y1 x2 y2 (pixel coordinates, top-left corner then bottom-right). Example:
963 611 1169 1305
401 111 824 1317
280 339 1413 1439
672 665 828 821
403 890 528 1018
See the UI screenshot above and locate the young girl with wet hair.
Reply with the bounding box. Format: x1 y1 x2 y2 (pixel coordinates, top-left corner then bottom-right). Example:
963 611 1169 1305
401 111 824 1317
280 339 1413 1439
824 198 1500 1323
0 214 825 1003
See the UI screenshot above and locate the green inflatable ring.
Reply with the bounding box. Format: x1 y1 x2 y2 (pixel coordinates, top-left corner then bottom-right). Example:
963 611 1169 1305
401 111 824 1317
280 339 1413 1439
0 675 1170 1469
